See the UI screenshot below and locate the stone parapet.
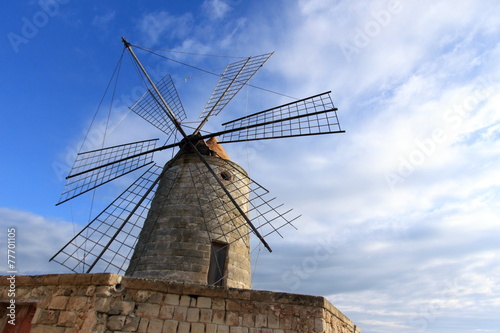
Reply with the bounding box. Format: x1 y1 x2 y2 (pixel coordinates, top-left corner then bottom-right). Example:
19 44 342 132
0 274 359 333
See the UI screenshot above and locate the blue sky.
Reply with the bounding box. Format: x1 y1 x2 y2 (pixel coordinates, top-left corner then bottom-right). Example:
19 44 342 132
1 0 500 332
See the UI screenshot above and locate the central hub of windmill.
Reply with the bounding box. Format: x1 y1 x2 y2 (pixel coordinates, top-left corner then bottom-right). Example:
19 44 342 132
179 134 230 160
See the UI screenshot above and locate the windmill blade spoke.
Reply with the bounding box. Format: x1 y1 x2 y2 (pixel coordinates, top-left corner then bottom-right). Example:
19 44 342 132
130 74 187 140
186 157 298 249
50 164 164 274
57 139 158 205
184 159 252 248
216 91 344 143
196 53 273 131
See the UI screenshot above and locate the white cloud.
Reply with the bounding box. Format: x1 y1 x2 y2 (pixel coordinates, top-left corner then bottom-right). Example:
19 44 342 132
137 11 193 46
202 0 232 20
0 208 76 275
92 11 116 28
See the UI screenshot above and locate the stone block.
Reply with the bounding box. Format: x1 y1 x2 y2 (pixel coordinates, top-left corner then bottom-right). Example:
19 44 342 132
124 316 141 332
30 325 66 333
163 320 179 333
212 298 225 310
200 308 213 322
36 310 59 325
279 316 292 329
57 311 78 327
73 274 94 285
315 317 326 332
191 322 205 333
229 327 249 333
217 325 230 333
107 315 126 330
57 274 77 285
148 292 164 304
136 303 160 318
42 275 61 285
179 295 192 307
91 273 122 285
206 323 217 333
48 296 69 310
165 293 180 305
267 312 279 329
212 309 225 324
226 311 241 326
111 300 135 315
255 313 267 328
95 298 111 313
242 313 254 327
173 306 188 321
85 285 96 296
95 286 113 297
148 318 164 333
136 290 153 302
178 322 190 333
66 296 88 311
197 296 212 308
138 318 149 333
226 299 242 311
159 305 175 319
187 307 200 322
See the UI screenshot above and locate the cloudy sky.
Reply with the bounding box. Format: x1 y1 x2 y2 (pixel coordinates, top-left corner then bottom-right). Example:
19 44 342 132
1 0 499 332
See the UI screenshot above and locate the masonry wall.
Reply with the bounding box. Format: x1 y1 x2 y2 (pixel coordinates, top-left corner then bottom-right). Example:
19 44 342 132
0 274 359 333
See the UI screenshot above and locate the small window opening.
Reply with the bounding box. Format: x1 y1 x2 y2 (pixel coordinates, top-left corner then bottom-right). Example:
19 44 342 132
208 242 228 286
220 170 232 182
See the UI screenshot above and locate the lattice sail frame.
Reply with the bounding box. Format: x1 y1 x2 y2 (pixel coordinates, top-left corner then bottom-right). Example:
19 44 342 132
186 158 299 247
51 164 164 274
57 139 158 205
219 92 342 143
198 53 273 120
130 74 187 141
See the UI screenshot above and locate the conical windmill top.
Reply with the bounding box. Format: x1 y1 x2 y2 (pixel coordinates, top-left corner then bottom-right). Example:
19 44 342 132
51 38 344 288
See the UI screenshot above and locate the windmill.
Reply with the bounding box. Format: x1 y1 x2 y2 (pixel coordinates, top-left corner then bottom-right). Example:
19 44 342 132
50 37 344 288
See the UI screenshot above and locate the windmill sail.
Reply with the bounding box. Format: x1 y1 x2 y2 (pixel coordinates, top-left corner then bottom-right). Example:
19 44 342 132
57 139 158 205
197 53 273 126
186 158 299 245
216 92 344 143
130 74 186 141
51 164 165 274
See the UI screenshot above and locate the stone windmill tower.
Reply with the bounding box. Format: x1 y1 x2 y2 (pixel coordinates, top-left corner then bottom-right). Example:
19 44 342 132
50 37 344 290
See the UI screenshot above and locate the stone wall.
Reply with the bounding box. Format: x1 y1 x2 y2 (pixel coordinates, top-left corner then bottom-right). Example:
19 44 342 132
0 274 359 333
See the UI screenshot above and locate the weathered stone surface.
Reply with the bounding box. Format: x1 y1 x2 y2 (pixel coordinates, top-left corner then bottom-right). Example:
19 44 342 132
124 316 141 332
66 296 88 311
0 274 359 333
136 303 160 318
48 296 69 310
110 300 135 315
148 318 164 333
187 307 200 322
107 315 126 330
163 319 179 332
57 310 77 327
